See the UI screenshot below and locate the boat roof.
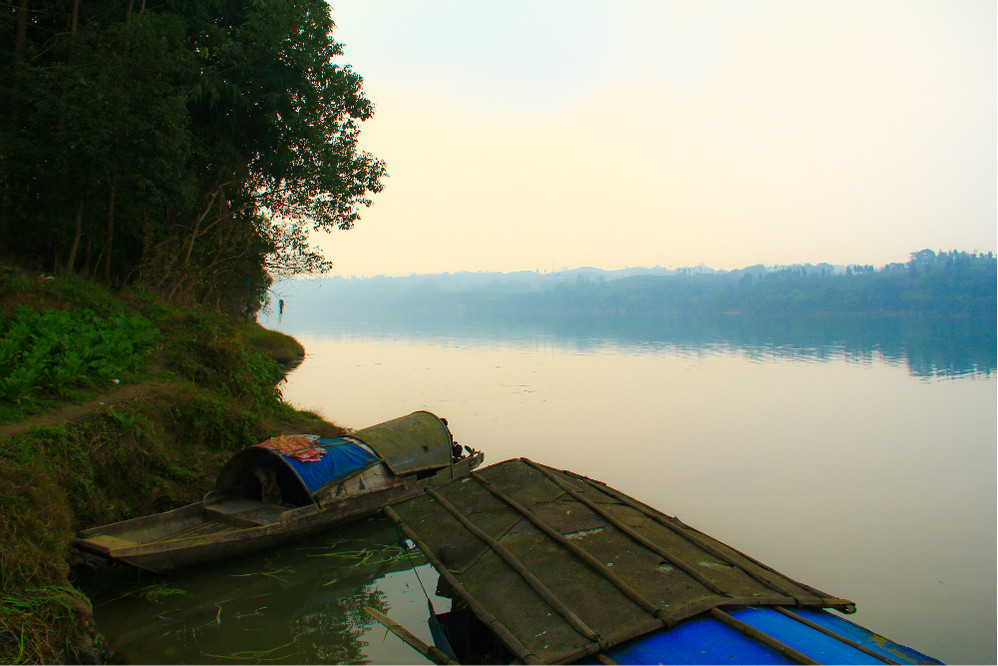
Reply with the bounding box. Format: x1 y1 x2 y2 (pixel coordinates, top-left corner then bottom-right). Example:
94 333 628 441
384 457 855 665
213 412 455 502
349 410 453 475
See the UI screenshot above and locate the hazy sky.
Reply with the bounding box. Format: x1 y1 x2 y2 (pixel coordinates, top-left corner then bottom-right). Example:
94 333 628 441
316 1 996 277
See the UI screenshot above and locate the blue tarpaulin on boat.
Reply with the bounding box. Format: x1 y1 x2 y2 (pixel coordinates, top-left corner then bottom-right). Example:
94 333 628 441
273 438 379 495
585 607 943 665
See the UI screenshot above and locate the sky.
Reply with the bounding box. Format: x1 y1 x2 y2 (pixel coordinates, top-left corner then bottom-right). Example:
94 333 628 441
315 0 996 277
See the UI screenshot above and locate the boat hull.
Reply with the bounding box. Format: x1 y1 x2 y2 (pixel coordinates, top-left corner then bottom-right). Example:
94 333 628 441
74 452 482 573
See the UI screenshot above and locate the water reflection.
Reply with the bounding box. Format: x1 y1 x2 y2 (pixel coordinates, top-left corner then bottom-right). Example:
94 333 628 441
263 309 995 380
83 519 444 664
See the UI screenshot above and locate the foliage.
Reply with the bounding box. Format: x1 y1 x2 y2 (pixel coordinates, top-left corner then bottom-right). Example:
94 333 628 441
0 0 385 316
161 311 286 406
126 583 187 604
0 307 158 405
241 321 306 367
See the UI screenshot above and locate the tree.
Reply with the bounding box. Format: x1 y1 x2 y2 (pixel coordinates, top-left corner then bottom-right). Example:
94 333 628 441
0 0 385 315
143 0 386 309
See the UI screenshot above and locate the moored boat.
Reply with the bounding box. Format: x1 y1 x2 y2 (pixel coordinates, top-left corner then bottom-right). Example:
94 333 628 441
383 457 942 665
73 411 483 573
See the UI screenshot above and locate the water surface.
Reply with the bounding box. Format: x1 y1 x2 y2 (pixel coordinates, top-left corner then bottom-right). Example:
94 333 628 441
90 315 996 664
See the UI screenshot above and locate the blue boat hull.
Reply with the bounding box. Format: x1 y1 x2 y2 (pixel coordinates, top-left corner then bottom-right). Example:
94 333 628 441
580 606 942 665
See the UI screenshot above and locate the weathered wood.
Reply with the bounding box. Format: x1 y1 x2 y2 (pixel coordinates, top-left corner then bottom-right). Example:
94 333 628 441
72 450 483 573
386 458 860 665
425 487 601 643
469 469 676 624
774 607 901 665
524 459 730 597
383 504 543 665
364 606 458 665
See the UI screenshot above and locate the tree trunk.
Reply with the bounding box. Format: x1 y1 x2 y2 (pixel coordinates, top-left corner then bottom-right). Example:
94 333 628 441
159 191 218 296
103 187 116 285
66 199 85 274
13 0 28 71
183 194 219 269
8 0 28 133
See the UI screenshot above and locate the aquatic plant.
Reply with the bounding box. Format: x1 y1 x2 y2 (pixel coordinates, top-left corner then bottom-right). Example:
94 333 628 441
128 583 187 604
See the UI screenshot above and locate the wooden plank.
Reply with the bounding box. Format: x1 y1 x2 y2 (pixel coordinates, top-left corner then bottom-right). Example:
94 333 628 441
425 487 602 644
365 607 459 665
469 469 675 625
710 608 820 665
75 534 135 554
383 504 544 665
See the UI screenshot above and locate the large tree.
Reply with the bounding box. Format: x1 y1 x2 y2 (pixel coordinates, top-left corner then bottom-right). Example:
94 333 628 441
0 0 385 315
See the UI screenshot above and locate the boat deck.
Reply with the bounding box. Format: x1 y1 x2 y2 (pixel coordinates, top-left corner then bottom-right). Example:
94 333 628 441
385 458 870 665
203 497 287 527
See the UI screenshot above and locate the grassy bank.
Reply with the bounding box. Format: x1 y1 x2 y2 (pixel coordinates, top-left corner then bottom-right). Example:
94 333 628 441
0 266 340 664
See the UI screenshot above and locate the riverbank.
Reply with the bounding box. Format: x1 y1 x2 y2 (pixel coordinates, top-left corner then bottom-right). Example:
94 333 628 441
0 267 341 664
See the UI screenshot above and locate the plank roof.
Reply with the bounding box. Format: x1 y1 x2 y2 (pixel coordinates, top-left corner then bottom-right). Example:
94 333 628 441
385 457 854 665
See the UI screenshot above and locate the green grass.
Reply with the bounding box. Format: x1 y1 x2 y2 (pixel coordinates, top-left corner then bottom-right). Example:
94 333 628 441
241 321 306 367
0 266 343 664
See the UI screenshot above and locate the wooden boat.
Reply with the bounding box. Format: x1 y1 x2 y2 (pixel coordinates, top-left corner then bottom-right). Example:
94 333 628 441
72 411 483 574
383 458 942 665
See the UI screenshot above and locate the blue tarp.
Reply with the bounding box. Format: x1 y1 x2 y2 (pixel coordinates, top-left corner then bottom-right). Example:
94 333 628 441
273 438 379 495
589 607 943 665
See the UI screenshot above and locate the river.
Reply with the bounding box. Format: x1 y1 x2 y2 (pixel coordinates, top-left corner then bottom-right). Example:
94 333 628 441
86 312 996 664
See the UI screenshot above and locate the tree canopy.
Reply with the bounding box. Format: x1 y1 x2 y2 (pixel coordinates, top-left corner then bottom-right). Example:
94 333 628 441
0 0 385 316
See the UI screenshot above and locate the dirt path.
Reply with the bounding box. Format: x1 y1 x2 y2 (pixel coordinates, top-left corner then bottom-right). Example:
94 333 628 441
0 381 167 441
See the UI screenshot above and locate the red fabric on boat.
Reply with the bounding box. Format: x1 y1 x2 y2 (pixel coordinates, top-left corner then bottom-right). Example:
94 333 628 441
259 434 326 462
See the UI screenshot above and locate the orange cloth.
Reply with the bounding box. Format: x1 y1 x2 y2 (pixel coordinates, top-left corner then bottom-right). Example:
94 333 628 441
259 434 326 462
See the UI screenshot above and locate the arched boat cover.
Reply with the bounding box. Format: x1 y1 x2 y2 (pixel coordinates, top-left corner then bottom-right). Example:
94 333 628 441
213 435 379 499
264 436 379 494
349 411 453 476
212 411 454 502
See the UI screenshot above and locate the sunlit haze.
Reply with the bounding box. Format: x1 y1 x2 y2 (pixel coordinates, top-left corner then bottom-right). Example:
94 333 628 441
319 1 996 277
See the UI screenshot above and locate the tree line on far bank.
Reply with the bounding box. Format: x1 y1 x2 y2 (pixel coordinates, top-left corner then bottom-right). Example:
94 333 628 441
491 250 996 321
1 0 384 316
290 249 996 323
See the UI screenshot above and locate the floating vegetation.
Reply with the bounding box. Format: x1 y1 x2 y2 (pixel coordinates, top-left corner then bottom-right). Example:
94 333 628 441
198 633 307 662
229 565 296 582
305 539 409 567
128 583 187 604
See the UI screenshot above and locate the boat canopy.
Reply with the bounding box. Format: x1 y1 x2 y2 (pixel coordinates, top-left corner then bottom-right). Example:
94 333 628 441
349 410 453 475
385 458 857 665
211 411 455 505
